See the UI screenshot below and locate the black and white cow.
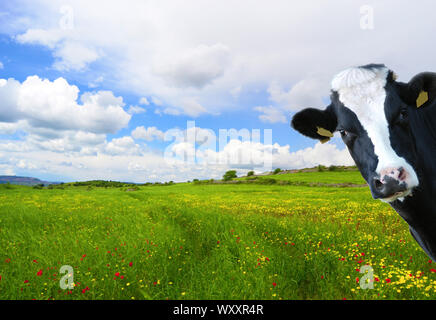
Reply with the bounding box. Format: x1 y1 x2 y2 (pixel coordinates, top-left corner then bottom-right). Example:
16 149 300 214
291 64 436 260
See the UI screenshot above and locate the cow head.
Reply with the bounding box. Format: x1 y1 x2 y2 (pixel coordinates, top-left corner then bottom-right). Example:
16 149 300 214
292 64 436 203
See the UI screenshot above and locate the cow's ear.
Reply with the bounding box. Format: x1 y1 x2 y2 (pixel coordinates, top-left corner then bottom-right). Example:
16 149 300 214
291 105 337 144
397 72 436 108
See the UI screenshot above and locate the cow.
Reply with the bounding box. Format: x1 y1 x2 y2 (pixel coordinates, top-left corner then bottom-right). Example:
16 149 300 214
291 64 436 261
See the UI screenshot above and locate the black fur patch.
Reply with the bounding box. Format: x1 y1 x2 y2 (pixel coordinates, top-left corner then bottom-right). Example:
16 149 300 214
291 105 337 141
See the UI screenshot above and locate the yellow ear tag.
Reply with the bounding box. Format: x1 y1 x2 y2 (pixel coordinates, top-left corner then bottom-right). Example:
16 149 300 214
316 127 334 138
416 91 428 108
320 138 330 144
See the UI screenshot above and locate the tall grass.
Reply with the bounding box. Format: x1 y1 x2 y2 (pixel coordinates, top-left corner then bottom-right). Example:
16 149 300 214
0 180 434 300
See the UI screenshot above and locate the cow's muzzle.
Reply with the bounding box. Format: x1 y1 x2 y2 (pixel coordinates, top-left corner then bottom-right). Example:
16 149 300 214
371 167 412 202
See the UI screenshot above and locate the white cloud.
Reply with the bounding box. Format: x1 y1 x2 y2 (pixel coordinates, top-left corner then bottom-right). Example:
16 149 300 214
0 126 354 182
151 97 163 106
0 76 131 134
16 29 99 72
12 1 431 116
139 97 150 105
153 43 231 89
104 136 141 156
127 105 146 115
16 28 65 49
168 138 354 174
254 106 287 124
268 77 330 112
52 41 99 71
132 126 165 142
88 76 104 88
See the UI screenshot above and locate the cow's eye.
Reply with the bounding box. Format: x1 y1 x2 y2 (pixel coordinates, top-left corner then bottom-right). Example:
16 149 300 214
339 130 349 137
339 129 357 144
396 108 409 126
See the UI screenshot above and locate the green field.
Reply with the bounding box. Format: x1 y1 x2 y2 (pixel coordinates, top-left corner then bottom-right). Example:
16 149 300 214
239 170 367 185
0 171 435 300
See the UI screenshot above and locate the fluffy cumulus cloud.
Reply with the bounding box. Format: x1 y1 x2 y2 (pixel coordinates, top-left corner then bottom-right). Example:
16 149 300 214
16 29 100 71
168 138 353 171
0 121 355 183
0 75 134 164
0 76 130 133
131 126 165 142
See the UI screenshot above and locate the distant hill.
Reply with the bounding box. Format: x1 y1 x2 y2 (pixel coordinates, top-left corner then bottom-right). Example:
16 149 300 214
0 176 59 186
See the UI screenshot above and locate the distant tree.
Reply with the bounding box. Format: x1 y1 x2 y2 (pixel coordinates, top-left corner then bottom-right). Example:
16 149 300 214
223 170 237 181
273 168 281 175
247 171 255 177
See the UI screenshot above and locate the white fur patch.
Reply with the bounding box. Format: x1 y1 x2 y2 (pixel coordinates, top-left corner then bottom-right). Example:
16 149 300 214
331 66 387 92
332 66 419 200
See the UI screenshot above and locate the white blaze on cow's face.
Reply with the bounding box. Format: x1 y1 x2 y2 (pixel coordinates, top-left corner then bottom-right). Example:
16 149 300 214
331 66 419 202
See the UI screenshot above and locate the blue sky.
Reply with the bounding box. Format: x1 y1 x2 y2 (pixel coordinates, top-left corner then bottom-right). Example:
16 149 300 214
0 1 435 182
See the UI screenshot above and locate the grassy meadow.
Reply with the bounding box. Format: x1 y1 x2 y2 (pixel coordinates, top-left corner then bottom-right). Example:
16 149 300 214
0 170 436 300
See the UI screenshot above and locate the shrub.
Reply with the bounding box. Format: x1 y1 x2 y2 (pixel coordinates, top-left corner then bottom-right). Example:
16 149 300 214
258 178 277 185
223 170 237 181
0 183 14 190
247 171 255 177
273 168 282 174
317 165 327 172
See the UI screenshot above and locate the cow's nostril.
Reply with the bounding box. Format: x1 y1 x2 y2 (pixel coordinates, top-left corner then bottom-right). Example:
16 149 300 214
374 179 384 191
398 167 406 181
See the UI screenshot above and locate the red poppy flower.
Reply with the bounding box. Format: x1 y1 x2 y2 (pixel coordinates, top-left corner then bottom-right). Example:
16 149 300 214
272 282 277 287
430 269 436 273
115 272 120 277
385 278 391 283
129 262 133 267
32 260 38 263
37 269 43 276
24 280 29 283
